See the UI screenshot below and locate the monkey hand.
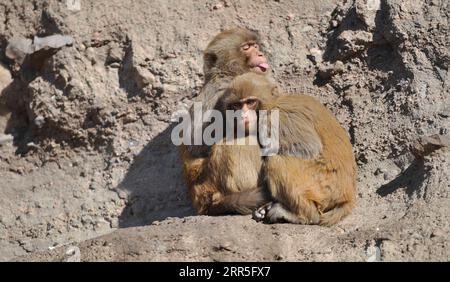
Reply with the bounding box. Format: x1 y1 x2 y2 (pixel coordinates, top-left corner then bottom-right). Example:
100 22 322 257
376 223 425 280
253 202 308 224
252 201 273 222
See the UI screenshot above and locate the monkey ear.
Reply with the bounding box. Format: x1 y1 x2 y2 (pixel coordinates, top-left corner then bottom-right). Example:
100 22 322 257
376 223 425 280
203 52 218 72
276 110 323 159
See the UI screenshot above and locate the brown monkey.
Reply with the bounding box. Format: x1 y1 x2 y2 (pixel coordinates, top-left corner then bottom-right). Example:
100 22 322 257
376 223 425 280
179 28 272 215
223 73 357 226
184 28 271 158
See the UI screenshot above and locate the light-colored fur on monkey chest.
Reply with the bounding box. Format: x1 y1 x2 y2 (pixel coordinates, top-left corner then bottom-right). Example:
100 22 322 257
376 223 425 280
209 136 262 193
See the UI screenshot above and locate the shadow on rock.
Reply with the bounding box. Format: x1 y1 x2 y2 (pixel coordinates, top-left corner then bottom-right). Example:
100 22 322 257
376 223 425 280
377 159 426 198
117 123 195 228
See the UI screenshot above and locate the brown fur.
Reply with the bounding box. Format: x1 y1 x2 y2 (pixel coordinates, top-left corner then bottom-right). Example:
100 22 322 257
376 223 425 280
230 73 357 226
186 136 269 215
179 29 272 215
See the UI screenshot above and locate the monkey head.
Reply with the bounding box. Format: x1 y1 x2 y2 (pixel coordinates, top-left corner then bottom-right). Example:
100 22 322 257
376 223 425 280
203 28 269 81
221 73 275 136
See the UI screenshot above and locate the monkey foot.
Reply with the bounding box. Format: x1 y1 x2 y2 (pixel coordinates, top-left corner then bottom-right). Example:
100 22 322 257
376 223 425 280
253 202 302 224
252 202 273 222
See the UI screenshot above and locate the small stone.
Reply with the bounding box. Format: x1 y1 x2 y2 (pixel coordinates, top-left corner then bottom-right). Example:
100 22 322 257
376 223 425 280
109 218 119 228
135 67 155 89
383 170 399 181
0 134 14 145
0 63 13 91
33 34 74 51
19 240 35 252
274 254 284 261
118 190 128 199
109 62 121 68
64 246 81 262
5 37 33 63
34 116 45 128
439 108 450 118
411 134 450 158
308 48 323 64
86 47 96 63
318 61 345 80
213 3 223 10
365 244 381 262
330 19 339 28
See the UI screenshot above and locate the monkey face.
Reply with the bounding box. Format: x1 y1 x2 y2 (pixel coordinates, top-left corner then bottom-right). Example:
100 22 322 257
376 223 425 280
240 41 269 73
203 29 269 78
229 97 260 135
222 93 260 138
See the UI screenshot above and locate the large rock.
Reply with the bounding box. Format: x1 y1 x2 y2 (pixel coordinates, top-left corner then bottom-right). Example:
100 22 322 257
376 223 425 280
0 0 449 261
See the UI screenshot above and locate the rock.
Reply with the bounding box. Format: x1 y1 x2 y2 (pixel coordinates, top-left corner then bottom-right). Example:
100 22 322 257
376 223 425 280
107 43 124 63
109 62 121 68
0 134 14 146
338 30 373 50
19 240 35 253
355 0 381 30
411 134 450 158
439 107 450 118
213 3 223 10
0 63 13 91
5 37 33 63
318 61 345 79
135 67 156 89
2 0 450 263
383 169 400 181
330 19 339 28
6 35 74 64
365 243 381 262
64 246 81 262
33 35 74 52
308 48 323 64
33 116 45 128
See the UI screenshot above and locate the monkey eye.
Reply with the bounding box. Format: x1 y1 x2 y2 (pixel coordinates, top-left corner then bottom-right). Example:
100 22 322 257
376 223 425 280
241 44 250 51
231 102 242 110
253 44 259 49
246 99 257 107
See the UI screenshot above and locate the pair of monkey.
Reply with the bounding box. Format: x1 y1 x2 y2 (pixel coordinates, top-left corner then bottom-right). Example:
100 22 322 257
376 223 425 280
179 29 357 225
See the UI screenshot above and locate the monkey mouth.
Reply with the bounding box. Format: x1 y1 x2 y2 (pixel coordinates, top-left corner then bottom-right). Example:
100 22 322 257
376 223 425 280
258 63 269 72
251 63 269 73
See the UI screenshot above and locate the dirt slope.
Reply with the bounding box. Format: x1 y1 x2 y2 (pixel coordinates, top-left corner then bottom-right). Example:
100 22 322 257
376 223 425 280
0 0 449 261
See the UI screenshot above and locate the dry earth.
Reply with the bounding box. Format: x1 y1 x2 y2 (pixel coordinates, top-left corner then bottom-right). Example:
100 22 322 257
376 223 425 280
0 0 449 261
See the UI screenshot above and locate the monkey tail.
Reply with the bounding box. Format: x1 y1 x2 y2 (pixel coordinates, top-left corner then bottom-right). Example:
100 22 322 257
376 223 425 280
319 201 354 226
208 188 271 215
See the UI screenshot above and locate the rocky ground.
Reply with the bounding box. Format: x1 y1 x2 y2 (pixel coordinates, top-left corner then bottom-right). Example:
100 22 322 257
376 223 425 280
1 0 449 261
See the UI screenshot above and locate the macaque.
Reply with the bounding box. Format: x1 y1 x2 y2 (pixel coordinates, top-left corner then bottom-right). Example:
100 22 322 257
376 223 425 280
225 73 357 226
179 28 273 215
184 28 271 158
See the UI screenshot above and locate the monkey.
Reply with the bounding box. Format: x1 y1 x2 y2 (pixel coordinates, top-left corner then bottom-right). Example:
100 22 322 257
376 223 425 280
179 28 273 215
184 28 271 158
222 72 357 226
185 76 277 215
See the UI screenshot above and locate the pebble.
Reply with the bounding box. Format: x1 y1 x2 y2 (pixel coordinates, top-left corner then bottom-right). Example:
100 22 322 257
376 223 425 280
34 115 45 128
0 134 14 145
